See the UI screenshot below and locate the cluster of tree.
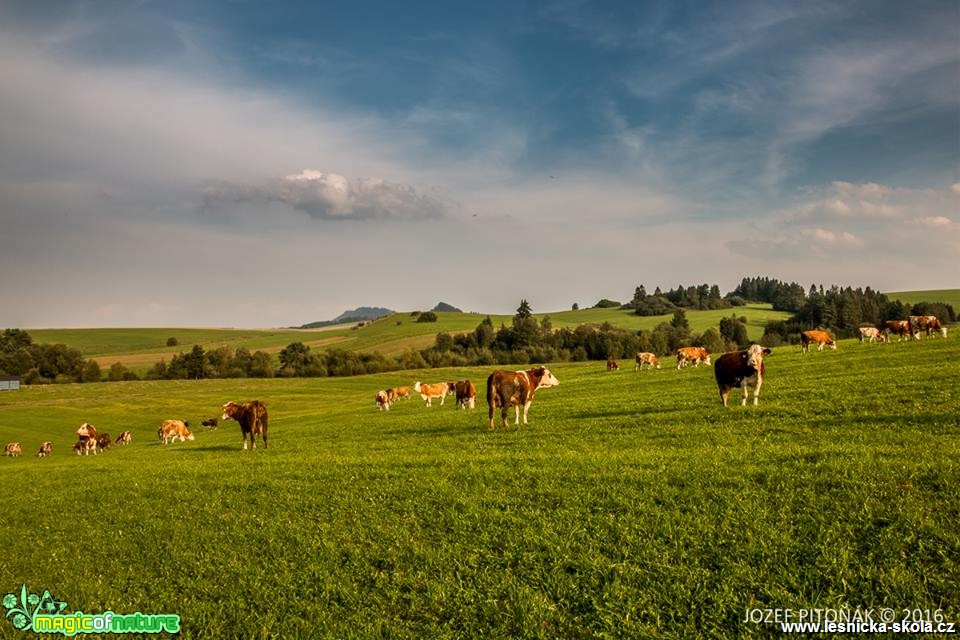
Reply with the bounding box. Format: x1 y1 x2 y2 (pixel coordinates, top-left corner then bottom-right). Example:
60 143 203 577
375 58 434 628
730 276 811 312
628 284 732 316
0 329 105 384
146 345 275 380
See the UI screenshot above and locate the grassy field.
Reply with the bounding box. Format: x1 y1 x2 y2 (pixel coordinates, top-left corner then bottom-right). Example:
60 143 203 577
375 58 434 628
1 335 958 638
26 304 791 373
886 289 960 309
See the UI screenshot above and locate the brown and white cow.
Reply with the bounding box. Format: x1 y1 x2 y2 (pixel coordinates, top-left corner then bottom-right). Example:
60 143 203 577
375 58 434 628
858 327 886 343
800 330 837 352
714 344 771 407
448 380 477 410
4 442 21 457
157 419 195 445
883 320 917 342
676 347 711 369
413 381 450 406
391 386 411 400
75 423 98 455
634 352 661 370
606 358 619 371
96 433 112 452
115 431 132 445
73 441 85 455
221 400 268 450
910 315 947 338
36 441 53 457
486 366 560 430
376 390 392 411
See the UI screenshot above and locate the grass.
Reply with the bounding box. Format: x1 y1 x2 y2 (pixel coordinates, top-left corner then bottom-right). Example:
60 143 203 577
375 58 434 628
886 289 960 309
1 335 958 638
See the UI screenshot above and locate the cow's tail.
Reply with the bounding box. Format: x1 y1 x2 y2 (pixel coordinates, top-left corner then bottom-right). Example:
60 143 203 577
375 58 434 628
486 373 496 424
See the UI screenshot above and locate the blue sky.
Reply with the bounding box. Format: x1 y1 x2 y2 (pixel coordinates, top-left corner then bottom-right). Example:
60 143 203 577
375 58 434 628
0 1 957 327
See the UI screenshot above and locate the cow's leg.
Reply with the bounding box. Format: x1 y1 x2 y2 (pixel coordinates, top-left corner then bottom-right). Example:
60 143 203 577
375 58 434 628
501 405 509 429
753 377 763 406
242 431 248 451
720 388 729 407
513 405 520 425
522 401 532 424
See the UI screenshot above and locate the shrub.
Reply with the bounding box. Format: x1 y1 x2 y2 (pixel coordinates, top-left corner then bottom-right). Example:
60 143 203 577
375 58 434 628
166 337 178 347
416 312 438 323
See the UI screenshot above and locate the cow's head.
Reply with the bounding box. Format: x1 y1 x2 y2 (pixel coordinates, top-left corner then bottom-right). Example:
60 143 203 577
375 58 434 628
76 423 96 438
745 344 771 369
533 367 560 389
828 340 837 350
185 430 195 441
221 402 239 420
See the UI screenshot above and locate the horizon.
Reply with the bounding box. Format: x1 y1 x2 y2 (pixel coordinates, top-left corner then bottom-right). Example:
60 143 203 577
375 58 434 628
1 1 958 328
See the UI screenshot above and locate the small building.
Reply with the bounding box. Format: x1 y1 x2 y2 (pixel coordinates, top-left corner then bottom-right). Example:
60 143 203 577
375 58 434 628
0 376 20 391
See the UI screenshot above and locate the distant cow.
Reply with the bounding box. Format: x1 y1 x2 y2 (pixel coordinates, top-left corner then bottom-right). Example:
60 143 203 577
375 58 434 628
714 344 771 407
96 433 111 452
448 380 477 410
391 386 411 400
37 441 53 457
115 431 132 445
413 381 450 407
883 320 916 342
801 330 837 352
75 423 98 456
487 366 560 430
606 358 619 371
676 347 711 369
4 442 21 457
221 400 269 450
858 327 886 343
376 390 391 411
201 418 219 429
634 352 661 370
910 315 947 338
157 419 195 445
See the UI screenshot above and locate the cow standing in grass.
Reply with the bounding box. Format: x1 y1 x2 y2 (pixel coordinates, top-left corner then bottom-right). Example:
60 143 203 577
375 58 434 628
413 382 450 407
634 352 661 370
800 330 837 352
714 344 771 407
115 431 132 445
76 423 98 456
5 442 21 457
222 401 269 450
858 327 886 343
448 380 477 410
36 441 53 457
487 367 559 430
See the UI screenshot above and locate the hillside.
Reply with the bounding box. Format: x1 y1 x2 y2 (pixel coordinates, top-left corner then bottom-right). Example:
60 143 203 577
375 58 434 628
886 289 960 309
298 306 394 329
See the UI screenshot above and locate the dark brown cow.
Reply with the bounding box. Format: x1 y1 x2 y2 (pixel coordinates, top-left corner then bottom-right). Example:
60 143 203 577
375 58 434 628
606 358 619 371
201 418 219 429
221 400 269 450
714 344 771 407
486 367 559 430
96 433 111 452
883 320 916 342
448 380 477 409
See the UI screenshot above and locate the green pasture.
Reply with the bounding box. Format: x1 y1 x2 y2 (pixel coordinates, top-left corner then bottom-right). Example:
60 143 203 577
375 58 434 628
886 289 960 309
1 335 958 638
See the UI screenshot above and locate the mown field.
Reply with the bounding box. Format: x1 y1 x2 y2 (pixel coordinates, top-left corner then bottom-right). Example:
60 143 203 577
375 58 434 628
28 304 791 373
1 335 958 638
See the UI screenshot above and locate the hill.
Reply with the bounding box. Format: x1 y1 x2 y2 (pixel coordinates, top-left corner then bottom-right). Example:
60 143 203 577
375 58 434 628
431 302 462 313
886 289 960 309
298 306 394 329
1 335 957 636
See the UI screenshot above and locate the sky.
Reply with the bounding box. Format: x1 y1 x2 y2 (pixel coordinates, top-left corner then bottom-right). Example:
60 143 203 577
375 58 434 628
0 0 957 328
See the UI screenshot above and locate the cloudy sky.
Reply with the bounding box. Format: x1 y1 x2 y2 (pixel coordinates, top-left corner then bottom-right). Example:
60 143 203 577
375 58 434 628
1 1 957 328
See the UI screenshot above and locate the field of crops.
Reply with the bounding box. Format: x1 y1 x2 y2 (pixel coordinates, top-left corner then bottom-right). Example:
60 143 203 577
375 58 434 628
2 334 958 638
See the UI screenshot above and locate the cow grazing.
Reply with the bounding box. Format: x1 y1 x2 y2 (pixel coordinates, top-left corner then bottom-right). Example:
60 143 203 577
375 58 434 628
448 380 477 410
911 315 947 338
75 423 98 455
115 431 132 445
4 442 21 457
36 441 53 457
487 366 560 430
858 327 886 343
714 344 771 407
201 418 219 429
883 320 917 342
157 420 195 445
72 442 85 455
676 347 711 369
606 358 619 371
391 386 411 400
413 381 450 407
221 400 269 450
96 433 112 452
376 390 392 411
634 352 661 370
801 330 837 352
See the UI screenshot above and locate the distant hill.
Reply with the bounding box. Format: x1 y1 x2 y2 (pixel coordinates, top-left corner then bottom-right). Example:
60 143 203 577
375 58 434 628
431 302 462 313
298 306 394 329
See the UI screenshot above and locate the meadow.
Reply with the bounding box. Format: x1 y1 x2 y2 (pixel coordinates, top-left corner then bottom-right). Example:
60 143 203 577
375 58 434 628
1 334 958 638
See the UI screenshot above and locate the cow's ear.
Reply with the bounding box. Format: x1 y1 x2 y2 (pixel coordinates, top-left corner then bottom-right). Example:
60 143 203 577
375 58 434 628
763 347 772 355
535 366 545 375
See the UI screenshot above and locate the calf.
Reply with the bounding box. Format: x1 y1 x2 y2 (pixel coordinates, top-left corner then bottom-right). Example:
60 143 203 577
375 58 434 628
221 401 269 450
858 327 886 343
676 346 711 369
487 366 560 430
800 330 837 352
413 381 450 407
448 380 477 410
634 352 661 370
606 358 619 371
157 419 195 445
714 344 771 407
376 390 392 411
115 431 132 445
4 442 21 457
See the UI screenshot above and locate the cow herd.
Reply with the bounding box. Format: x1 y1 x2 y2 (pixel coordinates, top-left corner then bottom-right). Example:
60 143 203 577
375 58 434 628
3 399 269 461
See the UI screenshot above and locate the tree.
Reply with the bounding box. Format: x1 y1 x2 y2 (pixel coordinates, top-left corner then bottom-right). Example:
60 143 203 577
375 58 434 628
80 360 101 383
516 299 533 320
279 342 311 375
435 332 454 352
107 362 129 382
184 345 207 379
572 303 579 310
416 311 438 323
166 337 178 347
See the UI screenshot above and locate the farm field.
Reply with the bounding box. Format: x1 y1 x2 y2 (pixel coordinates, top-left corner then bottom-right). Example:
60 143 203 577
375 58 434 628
28 304 792 373
1 335 958 638
886 289 960 309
